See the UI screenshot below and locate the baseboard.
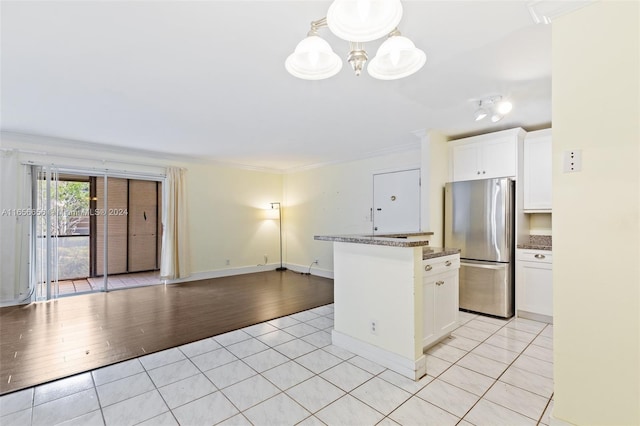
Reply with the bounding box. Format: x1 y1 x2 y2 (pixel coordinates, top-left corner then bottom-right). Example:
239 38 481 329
166 262 334 284
517 310 553 324
285 263 334 279
0 263 333 307
550 412 574 426
332 330 426 380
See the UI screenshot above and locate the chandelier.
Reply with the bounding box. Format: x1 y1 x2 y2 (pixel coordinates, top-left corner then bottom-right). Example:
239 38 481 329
285 0 426 80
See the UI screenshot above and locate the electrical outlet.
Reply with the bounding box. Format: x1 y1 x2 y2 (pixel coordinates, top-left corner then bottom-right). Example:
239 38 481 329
225 259 230 266
563 150 582 172
370 320 377 335
314 259 319 264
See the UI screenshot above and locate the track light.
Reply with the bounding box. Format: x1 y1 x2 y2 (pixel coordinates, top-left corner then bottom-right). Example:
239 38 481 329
474 105 488 121
473 96 513 123
496 100 513 115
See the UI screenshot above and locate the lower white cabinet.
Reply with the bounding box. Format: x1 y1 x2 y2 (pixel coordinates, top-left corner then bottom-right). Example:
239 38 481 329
516 249 553 322
423 254 459 348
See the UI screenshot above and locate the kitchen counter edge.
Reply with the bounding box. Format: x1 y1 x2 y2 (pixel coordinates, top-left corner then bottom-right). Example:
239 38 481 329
517 244 552 251
314 232 433 247
422 248 461 260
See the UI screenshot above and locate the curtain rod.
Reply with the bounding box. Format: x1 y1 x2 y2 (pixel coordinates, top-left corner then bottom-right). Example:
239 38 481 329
0 147 185 171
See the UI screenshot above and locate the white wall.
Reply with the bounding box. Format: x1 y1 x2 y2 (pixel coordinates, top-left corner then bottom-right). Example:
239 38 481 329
282 149 421 275
552 2 639 424
0 133 283 303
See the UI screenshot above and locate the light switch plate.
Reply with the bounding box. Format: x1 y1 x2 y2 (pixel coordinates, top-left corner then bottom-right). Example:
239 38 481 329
563 150 582 172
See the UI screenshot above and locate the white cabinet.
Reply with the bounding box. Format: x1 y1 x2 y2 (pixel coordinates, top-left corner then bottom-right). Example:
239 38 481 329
516 249 553 322
423 254 459 348
450 128 525 182
523 129 552 211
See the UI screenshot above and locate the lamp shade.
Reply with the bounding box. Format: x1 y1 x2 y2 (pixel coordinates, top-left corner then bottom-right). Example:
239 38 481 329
285 36 343 80
327 0 403 42
367 35 426 80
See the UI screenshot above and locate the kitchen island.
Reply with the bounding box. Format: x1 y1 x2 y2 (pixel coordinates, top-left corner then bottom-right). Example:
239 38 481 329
315 233 460 380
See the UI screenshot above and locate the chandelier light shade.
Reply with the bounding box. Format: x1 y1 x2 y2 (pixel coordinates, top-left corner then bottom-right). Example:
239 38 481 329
285 1 424 80
367 33 426 80
285 35 343 80
326 0 404 42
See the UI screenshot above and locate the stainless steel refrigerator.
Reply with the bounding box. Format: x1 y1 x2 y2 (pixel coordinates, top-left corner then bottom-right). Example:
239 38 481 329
444 178 515 318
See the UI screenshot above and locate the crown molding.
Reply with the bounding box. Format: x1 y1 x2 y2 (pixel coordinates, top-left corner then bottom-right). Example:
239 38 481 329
1 130 425 175
527 0 596 24
0 131 286 174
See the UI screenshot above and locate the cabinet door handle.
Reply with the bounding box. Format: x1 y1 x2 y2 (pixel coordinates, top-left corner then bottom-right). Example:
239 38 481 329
445 260 452 266
424 265 432 271
482 171 486 174
477 171 481 175
436 280 444 286
534 254 546 259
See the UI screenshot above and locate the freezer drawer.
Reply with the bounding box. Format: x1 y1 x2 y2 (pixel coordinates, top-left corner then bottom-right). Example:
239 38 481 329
459 261 514 318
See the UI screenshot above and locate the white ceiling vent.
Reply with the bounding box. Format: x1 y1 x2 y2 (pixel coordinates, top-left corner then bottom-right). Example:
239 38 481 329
527 0 596 24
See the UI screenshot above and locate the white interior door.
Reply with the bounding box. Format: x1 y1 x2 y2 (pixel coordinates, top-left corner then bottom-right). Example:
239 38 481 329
373 169 420 234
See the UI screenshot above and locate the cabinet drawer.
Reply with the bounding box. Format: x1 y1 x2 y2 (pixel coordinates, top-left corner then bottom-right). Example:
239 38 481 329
423 255 460 276
517 250 552 264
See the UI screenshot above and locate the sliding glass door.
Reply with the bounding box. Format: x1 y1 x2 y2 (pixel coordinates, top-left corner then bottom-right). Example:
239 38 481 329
32 166 163 300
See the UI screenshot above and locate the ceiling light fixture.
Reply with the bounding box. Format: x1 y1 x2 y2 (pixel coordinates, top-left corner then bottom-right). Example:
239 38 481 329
285 0 425 81
473 96 513 123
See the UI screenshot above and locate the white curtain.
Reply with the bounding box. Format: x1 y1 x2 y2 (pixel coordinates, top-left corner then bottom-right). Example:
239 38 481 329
0 151 31 304
160 167 191 280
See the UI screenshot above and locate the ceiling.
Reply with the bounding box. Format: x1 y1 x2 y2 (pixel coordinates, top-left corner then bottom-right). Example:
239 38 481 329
0 1 552 172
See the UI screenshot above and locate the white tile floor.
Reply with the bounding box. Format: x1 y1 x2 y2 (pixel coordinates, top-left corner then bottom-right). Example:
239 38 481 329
0 305 554 426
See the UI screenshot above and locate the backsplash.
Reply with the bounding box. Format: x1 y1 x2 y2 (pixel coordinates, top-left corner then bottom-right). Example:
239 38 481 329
517 234 552 250
529 235 552 247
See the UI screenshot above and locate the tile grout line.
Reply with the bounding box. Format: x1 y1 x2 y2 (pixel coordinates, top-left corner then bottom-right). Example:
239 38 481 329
5 307 552 426
89 370 108 426
421 315 552 423
453 321 553 423
141 352 181 426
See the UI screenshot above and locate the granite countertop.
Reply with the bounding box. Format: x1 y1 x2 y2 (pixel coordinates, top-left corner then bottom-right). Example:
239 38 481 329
423 247 461 260
517 235 552 251
314 232 433 247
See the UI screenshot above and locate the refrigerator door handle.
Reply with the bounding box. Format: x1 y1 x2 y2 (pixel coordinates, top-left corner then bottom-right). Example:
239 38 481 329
460 262 506 270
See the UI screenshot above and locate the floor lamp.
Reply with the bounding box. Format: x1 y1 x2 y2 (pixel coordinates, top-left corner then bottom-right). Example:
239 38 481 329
271 202 287 271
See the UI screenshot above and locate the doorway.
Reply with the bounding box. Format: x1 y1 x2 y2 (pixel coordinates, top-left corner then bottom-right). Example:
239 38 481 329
32 167 163 300
372 169 421 234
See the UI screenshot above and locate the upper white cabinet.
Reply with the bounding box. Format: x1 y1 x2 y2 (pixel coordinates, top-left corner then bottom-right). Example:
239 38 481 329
523 129 552 211
450 128 525 182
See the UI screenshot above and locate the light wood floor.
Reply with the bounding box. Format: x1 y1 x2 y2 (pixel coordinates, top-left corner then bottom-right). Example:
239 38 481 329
0 270 334 395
